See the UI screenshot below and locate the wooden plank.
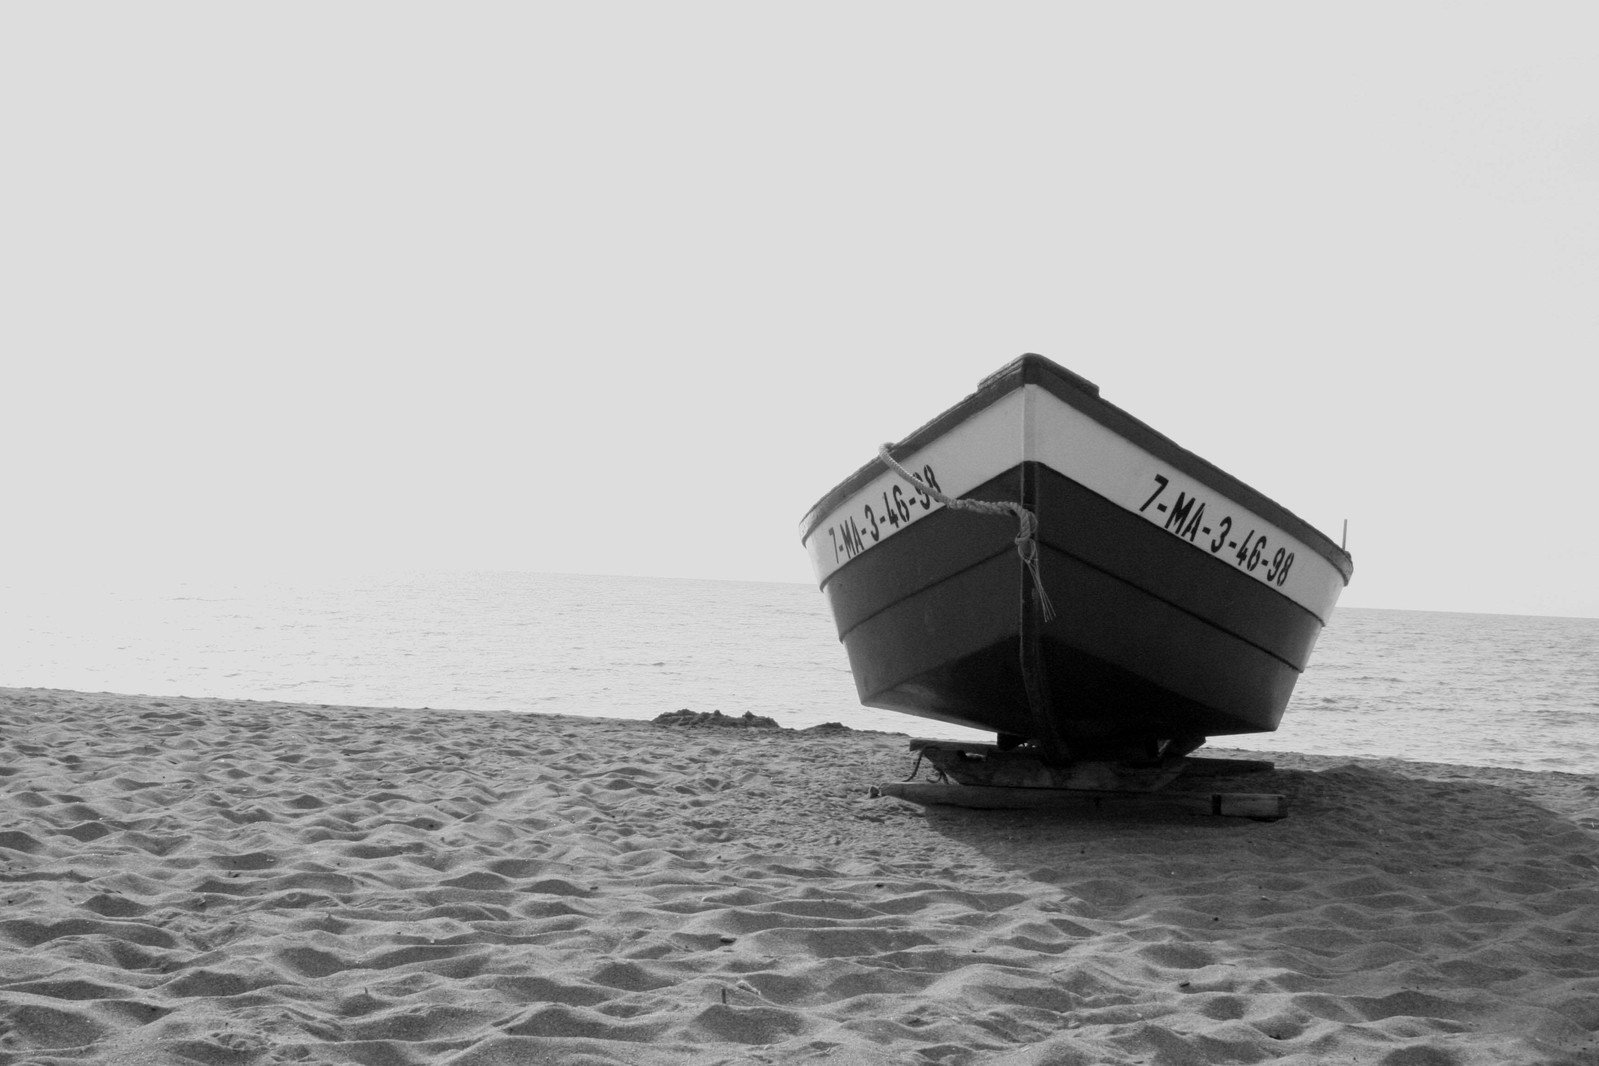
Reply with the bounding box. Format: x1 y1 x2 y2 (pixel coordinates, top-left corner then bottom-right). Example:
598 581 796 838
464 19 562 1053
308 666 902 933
870 781 1287 820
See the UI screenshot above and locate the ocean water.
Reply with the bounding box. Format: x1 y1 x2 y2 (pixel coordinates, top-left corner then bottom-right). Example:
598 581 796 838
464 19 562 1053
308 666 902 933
3 571 1595 774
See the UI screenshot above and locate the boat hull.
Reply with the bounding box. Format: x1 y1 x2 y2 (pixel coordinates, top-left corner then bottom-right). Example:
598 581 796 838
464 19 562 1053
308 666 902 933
801 355 1352 757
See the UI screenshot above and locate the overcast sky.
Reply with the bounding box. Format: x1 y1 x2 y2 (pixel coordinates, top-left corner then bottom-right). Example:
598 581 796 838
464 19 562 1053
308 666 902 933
3 3 1596 618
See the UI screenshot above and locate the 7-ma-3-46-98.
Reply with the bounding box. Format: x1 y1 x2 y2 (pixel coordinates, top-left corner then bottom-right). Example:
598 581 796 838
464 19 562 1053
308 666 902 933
1138 473 1295 588
825 465 943 564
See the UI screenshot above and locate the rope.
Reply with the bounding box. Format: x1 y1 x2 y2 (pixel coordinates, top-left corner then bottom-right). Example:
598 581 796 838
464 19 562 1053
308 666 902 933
877 444 1056 622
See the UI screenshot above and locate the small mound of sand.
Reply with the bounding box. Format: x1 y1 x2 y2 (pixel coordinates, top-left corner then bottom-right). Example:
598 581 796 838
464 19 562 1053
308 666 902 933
652 708 780 728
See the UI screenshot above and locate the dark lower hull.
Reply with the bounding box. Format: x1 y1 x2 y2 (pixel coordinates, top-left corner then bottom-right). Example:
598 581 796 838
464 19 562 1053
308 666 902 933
823 462 1325 754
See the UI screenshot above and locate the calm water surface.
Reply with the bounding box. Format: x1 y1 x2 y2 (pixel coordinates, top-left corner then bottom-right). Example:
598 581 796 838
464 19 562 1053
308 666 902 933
4 571 1595 773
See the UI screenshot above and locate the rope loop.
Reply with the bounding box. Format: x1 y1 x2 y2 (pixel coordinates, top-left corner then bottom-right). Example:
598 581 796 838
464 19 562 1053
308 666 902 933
878 444 1056 622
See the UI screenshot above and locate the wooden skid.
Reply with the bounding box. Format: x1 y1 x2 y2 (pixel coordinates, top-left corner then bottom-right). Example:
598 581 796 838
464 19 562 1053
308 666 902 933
870 781 1287 820
906 739 1277 793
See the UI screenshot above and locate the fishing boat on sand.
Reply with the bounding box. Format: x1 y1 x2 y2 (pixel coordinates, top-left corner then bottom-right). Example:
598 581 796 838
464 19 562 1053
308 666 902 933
800 354 1353 773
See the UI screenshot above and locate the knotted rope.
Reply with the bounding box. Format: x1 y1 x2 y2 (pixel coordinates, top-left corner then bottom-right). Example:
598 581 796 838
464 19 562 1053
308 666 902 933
877 444 1056 622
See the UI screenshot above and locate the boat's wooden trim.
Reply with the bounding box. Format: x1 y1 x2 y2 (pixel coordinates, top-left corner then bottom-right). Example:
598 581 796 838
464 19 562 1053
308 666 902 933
802 363 1348 622
800 354 1352 594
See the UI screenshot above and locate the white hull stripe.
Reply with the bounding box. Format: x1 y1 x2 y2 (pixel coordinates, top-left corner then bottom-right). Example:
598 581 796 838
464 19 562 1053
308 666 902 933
804 385 1345 621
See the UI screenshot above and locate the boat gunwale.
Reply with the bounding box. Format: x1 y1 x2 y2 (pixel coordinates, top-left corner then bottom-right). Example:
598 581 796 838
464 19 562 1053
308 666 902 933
800 353 1353 584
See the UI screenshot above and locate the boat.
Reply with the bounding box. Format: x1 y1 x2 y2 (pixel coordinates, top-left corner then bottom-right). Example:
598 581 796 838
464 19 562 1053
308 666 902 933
800 354 1353 764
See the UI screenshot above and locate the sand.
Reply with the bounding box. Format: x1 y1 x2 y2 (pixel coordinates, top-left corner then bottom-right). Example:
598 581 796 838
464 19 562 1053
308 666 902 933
2 688 1596 1065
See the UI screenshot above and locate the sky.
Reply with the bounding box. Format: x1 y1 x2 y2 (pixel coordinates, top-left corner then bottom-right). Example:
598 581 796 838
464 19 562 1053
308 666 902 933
3 3 1596 618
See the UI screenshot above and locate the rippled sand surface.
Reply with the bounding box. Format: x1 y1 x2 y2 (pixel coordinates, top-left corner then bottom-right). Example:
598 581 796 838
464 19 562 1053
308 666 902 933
2 688 1597 1064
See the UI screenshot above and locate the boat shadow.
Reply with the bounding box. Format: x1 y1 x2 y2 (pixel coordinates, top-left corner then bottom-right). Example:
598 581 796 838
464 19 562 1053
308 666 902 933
891 757 1598 907
863 756 1599 1064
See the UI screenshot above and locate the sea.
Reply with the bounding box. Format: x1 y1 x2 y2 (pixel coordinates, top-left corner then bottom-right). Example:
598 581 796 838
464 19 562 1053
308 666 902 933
3 570 1596 775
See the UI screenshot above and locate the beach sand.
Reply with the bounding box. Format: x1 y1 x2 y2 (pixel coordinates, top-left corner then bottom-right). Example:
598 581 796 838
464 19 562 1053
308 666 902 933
2 688 1596 1065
